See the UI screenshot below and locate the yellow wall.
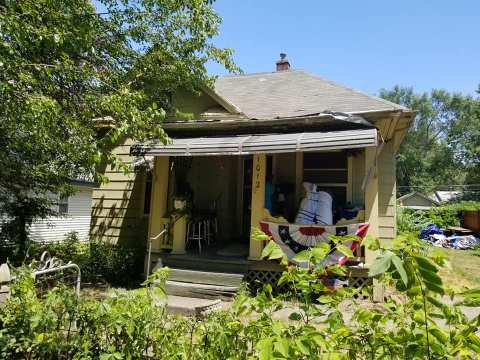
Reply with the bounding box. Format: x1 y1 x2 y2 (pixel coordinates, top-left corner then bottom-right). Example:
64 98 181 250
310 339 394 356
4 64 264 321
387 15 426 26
378 139 397 244
170 89 220 120
90 138 148 246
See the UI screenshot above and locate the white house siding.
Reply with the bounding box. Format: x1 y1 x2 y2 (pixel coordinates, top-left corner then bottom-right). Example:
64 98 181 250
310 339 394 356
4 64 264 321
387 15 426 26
29 188 93 243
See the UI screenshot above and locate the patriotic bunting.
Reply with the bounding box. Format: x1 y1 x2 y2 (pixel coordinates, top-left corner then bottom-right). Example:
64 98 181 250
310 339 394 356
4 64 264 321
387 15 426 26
259 221 369 266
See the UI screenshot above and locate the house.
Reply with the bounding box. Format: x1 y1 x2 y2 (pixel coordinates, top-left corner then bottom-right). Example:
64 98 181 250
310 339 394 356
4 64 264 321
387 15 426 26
90 55 414 294
398 191 439 210
433 190 462 203
29 180 94 243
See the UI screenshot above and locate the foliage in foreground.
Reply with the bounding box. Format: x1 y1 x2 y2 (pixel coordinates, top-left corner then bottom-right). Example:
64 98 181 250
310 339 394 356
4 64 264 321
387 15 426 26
1 234 480 359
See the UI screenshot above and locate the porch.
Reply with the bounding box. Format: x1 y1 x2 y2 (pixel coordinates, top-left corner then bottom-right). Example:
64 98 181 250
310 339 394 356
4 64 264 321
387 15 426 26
137 127 382 285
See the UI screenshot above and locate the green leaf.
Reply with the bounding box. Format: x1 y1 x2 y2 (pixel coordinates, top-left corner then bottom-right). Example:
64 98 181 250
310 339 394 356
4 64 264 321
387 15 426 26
288 312 302 321
292 250 311 262
336 244 354 258
368 251 393 277
414 256 438 273
273 339 289 358
295 338 311 356
257 338 274 360
391 254 408 286
261 240 285 260
423 280 444 295
418 267 443 287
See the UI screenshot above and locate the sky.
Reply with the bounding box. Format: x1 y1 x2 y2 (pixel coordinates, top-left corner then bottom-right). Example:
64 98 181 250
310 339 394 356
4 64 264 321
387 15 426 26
206 0 480 96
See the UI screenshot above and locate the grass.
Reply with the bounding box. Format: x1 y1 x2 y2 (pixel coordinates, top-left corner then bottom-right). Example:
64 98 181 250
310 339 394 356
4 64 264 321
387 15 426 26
435 247 480 290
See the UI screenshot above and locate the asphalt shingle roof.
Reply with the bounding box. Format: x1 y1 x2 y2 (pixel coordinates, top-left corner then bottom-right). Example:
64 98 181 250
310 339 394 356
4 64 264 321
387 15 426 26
214 70 407 120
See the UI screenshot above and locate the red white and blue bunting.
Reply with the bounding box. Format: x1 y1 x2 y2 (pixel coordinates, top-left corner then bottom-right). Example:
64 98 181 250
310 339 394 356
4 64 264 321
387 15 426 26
259 221 369 266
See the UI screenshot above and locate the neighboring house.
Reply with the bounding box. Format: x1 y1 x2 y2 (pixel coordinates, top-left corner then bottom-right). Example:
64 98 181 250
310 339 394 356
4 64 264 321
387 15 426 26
91 55 415 287
398 191 439 210
29 180 94 243
432 190 462 203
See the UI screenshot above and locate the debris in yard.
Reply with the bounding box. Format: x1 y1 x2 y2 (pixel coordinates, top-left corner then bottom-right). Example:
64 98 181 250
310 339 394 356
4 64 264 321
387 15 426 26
420 224 480 249
420 224 443 240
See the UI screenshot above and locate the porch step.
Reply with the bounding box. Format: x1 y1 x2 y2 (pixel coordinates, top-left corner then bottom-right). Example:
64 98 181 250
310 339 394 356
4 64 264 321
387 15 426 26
169 268 244 287
165 268 244 300
160 254 248 274
166 280 239 300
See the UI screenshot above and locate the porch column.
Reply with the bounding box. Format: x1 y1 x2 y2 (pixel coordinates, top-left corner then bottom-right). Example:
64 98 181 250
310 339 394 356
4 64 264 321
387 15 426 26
148 156 169 251
364 146 379 261
364 146 383 301
249 153 266 260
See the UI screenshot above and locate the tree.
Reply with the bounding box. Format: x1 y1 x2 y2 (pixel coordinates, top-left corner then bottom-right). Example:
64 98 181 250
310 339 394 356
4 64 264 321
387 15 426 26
0 0 238 259
379 86 480 195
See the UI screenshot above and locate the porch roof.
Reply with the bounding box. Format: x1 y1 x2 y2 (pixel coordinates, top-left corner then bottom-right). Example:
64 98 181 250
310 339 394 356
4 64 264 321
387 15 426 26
131 128 378 157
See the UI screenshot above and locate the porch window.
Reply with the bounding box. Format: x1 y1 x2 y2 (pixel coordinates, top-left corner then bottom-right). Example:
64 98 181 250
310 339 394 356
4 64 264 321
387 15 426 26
303 151 348 205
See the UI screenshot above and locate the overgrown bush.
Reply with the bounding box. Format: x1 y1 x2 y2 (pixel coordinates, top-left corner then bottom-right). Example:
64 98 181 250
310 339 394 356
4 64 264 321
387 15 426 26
397 207 431 233
27 232 144 286
398 201 480 233
1 233 480 359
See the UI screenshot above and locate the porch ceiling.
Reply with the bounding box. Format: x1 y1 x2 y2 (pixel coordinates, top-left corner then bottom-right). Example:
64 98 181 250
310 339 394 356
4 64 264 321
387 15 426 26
131 128 378 157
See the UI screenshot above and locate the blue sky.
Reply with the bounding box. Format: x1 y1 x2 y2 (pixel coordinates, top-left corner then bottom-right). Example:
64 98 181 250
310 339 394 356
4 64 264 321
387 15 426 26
207 0 479 96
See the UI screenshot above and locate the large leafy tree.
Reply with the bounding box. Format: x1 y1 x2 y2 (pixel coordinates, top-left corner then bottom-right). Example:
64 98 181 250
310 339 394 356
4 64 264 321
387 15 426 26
0 0 238 257
379 86 480 195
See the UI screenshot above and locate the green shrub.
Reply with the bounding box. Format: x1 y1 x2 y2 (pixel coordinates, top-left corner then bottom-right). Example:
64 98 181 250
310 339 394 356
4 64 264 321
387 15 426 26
2 233 480 359
27 232 144 286
397 207 430 233
397 201 480 232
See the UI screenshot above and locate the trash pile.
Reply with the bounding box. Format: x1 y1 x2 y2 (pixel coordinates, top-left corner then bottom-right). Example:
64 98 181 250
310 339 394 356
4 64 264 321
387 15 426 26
420 224 480 250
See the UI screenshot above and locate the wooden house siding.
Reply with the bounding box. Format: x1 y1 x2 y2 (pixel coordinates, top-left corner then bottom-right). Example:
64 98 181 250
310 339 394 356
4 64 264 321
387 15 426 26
90 138 148 246
378 139 397 243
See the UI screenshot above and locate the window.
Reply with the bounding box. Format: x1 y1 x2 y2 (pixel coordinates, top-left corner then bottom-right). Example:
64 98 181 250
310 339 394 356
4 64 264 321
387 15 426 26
58 195 69 215
303 151 348 205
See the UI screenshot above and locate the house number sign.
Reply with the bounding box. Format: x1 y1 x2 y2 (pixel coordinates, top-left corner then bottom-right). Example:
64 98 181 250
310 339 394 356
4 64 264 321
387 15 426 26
253 156 264 194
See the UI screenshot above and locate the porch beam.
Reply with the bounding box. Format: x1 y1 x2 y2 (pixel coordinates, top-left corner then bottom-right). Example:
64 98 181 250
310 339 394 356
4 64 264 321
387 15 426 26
249 153 266 260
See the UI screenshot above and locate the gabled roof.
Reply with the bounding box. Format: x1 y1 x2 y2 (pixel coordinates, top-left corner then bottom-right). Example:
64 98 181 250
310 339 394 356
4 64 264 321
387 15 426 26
397 191 439 205
213 70 408 120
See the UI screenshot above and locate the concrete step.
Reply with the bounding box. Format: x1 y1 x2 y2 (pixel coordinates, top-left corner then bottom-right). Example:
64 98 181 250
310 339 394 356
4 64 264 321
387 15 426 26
166 295 223 316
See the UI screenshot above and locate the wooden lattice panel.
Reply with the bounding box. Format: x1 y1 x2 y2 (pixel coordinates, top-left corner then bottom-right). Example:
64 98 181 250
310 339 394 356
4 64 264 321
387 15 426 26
246 262 372 297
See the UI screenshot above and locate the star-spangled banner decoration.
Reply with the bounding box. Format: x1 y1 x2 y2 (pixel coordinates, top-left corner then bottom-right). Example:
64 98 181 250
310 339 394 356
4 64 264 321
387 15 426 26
260 221 369 266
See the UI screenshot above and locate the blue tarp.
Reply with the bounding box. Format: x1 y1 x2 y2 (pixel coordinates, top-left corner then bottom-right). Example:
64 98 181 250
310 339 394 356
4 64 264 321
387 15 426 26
419 224 443 240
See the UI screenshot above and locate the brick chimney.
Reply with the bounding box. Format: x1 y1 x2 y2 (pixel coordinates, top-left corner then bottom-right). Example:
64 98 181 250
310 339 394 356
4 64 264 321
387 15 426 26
276 53 290 71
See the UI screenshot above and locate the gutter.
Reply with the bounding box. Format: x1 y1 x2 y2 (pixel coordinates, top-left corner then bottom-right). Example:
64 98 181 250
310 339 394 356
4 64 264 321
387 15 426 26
162 109 414 133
